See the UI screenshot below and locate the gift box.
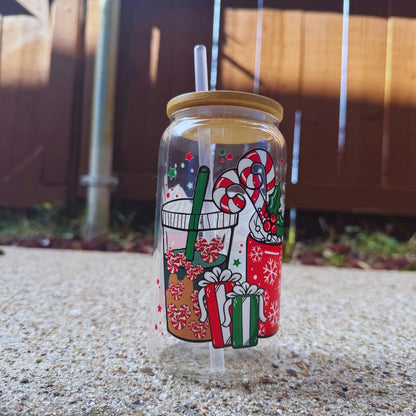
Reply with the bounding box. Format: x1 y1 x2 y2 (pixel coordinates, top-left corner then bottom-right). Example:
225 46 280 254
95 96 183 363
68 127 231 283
198 267 242 348
223 282 267 349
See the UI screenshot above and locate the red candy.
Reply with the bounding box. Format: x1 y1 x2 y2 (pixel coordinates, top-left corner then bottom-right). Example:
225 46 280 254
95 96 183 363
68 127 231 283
190 290 201 317
167 258 180 273
165 247 174 260
186 268 198 280
188 321 209 338
168 304 191 330
210 237 224 251
168 282 184 300
171 313 186 330
193 302 201 317
190 290 199 304
195 237 208 252
179 304 191 319
201 245 219 263
176 252 187 265
184 261 193 270
167 303 177 318
185 262 203 280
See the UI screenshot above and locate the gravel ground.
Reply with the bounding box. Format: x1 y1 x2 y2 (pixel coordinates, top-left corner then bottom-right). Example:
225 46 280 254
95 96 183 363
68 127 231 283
0 246 415 416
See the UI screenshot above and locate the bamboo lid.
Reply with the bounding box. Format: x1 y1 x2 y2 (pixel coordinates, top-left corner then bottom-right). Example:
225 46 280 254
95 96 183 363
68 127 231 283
166 90 283 121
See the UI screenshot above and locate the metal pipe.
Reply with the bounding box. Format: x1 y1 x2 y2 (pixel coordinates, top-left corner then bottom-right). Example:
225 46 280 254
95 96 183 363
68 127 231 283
82 0 121 240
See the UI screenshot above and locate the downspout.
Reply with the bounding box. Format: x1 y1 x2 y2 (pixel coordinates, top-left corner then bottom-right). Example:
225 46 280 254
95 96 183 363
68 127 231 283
81 0 121 239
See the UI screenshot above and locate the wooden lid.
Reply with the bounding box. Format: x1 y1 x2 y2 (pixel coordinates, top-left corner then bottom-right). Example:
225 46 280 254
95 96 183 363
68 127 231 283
166 90 283 121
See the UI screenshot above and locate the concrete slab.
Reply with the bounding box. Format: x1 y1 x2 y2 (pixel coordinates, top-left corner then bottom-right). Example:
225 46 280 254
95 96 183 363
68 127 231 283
0 247 415 415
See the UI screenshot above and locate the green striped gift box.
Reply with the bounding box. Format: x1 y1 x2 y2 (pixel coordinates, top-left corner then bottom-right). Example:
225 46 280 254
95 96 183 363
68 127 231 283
231 294 260 348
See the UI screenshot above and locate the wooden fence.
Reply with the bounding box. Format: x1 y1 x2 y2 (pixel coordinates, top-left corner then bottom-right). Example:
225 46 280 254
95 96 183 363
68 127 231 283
0 0 416 216
0 0 83 206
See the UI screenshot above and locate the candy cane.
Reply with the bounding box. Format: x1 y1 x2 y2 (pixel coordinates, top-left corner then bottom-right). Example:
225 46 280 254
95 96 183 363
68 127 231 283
237 149 275 210
212 169 246 214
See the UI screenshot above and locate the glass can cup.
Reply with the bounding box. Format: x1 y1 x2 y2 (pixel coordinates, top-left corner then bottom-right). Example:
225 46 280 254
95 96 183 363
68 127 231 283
152 91 286 379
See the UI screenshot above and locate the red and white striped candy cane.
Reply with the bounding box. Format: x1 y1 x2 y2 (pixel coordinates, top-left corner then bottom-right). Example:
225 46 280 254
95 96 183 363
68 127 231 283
212 169 246 214
237 149 275 210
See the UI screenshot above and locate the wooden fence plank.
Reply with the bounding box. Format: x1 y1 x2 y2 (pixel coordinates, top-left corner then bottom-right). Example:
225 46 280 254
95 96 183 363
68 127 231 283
384 16 416 191
259 7 303 192
111 0 158 178
287 183 416 216
0 1 83 206
40 0 83 186
217 0 257 92
16 0 49 27
297 10 343 186
0 15 50 204
340 3 387 187
114 0 214 200
0 16 28 181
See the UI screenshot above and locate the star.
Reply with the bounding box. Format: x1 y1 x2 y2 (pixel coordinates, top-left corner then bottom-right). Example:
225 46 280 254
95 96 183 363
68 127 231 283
185 152 193 161
187 181 193 190
233 259 241 267
157 304 162 313
168 167 176 179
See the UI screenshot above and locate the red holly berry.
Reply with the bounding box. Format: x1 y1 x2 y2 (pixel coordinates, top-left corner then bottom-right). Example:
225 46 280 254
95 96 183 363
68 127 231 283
271 224 277 235
264 220 271 232
270 213 276 223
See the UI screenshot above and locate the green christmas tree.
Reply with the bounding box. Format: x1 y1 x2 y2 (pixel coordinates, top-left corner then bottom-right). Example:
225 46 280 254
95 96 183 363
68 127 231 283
266 183 284 238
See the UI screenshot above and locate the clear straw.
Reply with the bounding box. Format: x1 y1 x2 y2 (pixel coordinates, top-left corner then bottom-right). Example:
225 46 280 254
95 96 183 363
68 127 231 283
194 45 213 181
193 44 225 373
194 45 209 92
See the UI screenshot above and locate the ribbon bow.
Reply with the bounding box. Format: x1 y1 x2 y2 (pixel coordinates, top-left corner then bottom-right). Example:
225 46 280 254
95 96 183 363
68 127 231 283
222 282 267 327
198 267 242 323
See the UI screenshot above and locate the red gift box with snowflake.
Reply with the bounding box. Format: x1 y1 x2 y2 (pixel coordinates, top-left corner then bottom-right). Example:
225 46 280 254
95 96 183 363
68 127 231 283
246 234 282 337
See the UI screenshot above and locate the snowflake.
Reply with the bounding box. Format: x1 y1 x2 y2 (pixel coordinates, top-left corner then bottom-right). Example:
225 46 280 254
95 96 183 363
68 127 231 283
262 258 278 284
249 245 263 263
268 300 280 328
258 323 267 337
263 291 270 306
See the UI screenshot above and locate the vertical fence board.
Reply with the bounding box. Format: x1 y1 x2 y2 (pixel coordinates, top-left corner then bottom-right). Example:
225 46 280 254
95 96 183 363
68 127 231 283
385 16 416 190
297 10 343 186
109 0 214 200
111 0 153 178
217 0 257 92
41 0 83 185
0 2 82 206
0 15 50 204
259 8 303 190
16 0 49 26
340 6 387 186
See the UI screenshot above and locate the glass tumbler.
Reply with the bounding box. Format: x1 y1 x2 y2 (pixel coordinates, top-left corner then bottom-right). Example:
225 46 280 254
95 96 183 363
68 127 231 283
152 91 286 378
